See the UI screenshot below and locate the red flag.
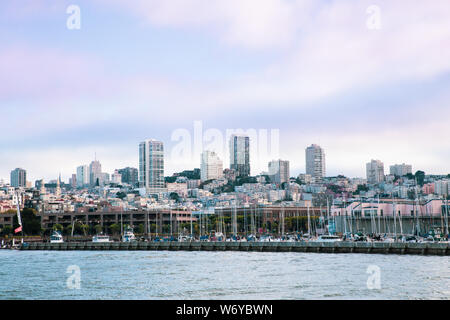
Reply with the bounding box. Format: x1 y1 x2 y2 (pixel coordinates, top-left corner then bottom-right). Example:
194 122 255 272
14 226 22 233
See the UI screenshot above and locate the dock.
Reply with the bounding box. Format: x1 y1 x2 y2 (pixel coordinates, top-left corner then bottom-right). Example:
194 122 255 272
18 241 449 255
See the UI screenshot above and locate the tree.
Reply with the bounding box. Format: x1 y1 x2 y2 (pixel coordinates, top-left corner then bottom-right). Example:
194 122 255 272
64 225 73 236
94 224 103 234
415 171 425 186
327 184 343 194
1 225 12 236
405 173 414 180
53 224 63 231
169 192 180 202
407 189 416 200
165 176 177 183
110 223 120 235
116 192 127 200
80 224 89 236
12 208 42 235
354 184 369 195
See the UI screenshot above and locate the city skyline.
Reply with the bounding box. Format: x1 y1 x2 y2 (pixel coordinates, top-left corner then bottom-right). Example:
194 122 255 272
2 140 443 186
2 1 450 182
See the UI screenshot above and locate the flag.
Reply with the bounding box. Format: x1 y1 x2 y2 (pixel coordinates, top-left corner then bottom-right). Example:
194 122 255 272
15 192 22 226
14 226 22 234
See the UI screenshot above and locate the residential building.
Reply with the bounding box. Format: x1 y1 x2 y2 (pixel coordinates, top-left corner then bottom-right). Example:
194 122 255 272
76 165 89 188
201 151 223 182
10 168 26 188
111 170 122 184
118 167 138 186
229 135 250 177
139 139 165 193
89 160 102 186
390 163 412 176
268 159 290 185
366 159 385 184
305 144 325 180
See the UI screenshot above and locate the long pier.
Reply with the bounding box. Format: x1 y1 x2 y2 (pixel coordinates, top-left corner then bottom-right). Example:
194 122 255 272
19 241 449 256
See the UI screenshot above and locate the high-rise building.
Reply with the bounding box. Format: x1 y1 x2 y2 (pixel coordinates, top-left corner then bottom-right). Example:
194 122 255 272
69 174 77 188
76 165 89 188
10 168 26 188
55 174 61 197
434 180 449 196
111 170 122 184
139 139 165 193
89 160 102 186
118 167 138 186
268 159 290 185
366 159 385 184
201 151 223 182
390 163 412 177
229 135 250 177
305 144 325 180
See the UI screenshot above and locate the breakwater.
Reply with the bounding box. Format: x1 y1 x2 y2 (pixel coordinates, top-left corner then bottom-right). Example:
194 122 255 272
19 241 449 255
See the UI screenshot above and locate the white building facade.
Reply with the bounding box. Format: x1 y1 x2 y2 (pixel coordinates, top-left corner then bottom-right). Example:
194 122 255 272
305 144 325 180
201 151 223 182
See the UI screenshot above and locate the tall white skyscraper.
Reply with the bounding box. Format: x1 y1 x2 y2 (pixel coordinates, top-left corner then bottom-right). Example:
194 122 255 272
89 160 102 186
305 144 325 180
390 163 412 176
76 165 89 188
268 159 290 184
229 134 250 177
366 159 385 184
139 139 165 193
201 151 223 182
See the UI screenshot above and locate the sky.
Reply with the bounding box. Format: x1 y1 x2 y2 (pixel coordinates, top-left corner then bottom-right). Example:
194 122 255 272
1 0 450 183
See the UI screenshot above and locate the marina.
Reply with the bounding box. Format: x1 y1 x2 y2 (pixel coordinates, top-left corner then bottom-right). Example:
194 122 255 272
18 240 449 255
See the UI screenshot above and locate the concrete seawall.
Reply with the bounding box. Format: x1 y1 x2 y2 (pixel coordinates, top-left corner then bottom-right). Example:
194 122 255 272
19 241 449 256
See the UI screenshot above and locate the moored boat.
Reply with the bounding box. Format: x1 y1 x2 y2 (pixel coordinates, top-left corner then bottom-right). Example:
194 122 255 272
92 233 111 243
50 231 64 243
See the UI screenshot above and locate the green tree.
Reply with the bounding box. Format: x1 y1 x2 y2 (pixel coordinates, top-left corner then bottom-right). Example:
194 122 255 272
64 224 73 236
116 192 127 200
12 208 42 235
415 170 425 186
80 224 89 236
1 225 12 236
94 224 103 234
110 223 120 235
53 224 63 231
169 192 180 202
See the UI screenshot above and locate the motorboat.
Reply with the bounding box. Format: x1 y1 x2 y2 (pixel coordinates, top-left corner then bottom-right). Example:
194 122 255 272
92 233 111 243
50 230 64 243
121 226 137 242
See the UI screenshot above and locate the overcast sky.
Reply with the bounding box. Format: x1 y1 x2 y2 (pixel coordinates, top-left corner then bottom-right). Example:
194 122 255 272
1 0 450 183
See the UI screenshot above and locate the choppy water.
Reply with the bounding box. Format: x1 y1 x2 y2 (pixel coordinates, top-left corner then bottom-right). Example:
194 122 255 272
0 251 448 300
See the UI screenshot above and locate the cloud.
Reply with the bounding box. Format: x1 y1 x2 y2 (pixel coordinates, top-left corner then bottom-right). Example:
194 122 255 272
2 0 450 180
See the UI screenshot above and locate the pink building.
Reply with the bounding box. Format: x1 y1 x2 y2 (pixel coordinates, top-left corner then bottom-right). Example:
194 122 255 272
331 199 446 217
422 183 435 195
